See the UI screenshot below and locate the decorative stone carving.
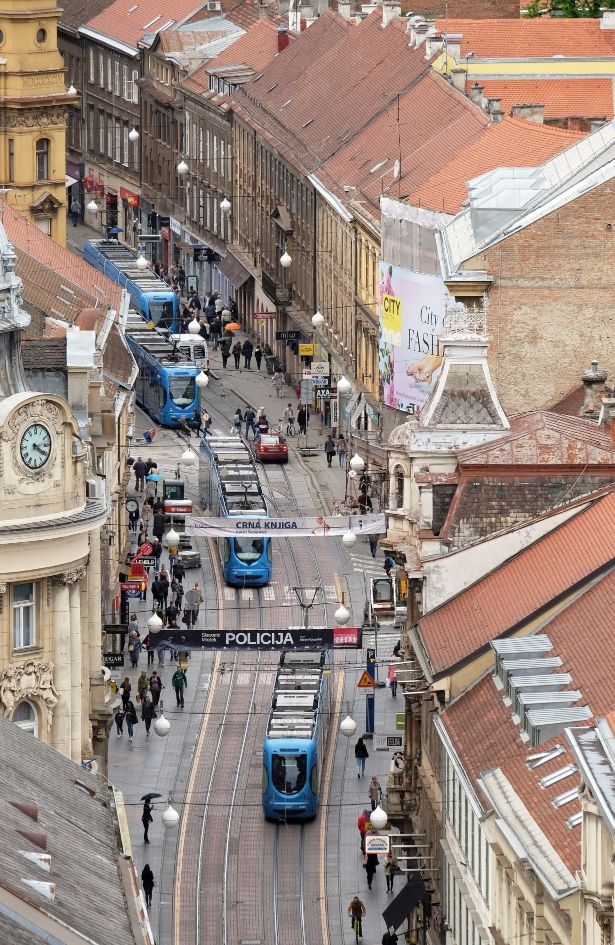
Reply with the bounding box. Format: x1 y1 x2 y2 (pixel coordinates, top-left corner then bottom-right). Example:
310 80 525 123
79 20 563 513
3 107 68 129
0 584 6 594
52 567 86 586
441 297 488 339
0 660 58 729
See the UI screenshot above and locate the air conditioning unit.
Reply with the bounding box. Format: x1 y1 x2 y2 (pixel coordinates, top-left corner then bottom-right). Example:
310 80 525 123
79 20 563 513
207 1 221 9
86 478 104 501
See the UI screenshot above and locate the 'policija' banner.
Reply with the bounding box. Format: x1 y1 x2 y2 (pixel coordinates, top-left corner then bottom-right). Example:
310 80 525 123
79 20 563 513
186 513 386 538
154 626 363 650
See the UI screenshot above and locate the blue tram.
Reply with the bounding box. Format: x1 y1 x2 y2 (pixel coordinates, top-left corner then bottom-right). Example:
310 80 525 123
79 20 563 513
262 651 330 821
199 436 272 586
124 313 203 427
83 239 179 329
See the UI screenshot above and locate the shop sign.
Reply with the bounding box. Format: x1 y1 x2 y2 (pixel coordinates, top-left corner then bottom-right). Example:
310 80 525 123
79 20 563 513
276 330 300 341
169 216 181 235
365 834 390 854
121 581 142 598
311 360 329 377
254 311 277 320
103 652 125 667
119 186 139 207
299 343 316 357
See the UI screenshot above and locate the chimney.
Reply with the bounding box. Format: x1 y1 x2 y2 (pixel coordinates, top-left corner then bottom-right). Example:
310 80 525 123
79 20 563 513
469 81 484 106
382 1 401 26
487 97 502 114
510 103 544 124
338 0 352 17
581 360 608 419
600 9 615 28
277 26 289 51
425 32 444 58
443 32 463 58
413 21 431 46
450 67 466 93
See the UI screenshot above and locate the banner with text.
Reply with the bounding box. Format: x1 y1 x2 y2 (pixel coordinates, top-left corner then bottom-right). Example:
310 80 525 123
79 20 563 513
166 626 363 649
186 513 386 538
378 262 447 414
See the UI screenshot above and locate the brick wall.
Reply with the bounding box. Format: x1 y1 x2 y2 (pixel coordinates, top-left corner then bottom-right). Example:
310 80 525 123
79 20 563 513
410 0 519 15
476 177 615 414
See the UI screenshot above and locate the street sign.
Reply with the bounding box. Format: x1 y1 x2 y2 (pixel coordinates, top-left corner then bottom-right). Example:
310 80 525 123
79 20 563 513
315 388 331 399
103 652 125 667
358 670 376 688
254 311 276 320
276 330 300 341
302 368 313 379
299 343 315 357
311 360 330 378
300 379 312 405
139 555 157 569
374 733 405 752
365 834 390 854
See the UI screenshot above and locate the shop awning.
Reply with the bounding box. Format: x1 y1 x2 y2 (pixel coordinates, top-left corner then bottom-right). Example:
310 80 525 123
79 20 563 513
382 874 427 931
65 175 78 188
216 252 253 289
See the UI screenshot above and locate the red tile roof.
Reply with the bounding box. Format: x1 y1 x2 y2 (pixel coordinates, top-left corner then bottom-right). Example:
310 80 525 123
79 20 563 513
417 486 615 677
209 19 285 70
436 16 615 58
411 116 583 214
479 78 614 121
225 0 280 30
0 203 122 322
441 565 615 873
86 0 207 48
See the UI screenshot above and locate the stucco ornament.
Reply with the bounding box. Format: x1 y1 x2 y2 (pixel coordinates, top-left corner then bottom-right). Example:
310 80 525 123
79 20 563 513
0 660 58 729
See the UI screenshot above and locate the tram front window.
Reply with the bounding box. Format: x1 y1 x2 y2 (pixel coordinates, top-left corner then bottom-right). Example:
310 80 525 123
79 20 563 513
168 375 195 407
272 753 307 795
234 537 264 563
149 300 174 329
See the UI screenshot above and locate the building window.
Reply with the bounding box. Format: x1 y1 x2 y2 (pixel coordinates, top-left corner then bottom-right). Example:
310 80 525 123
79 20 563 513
8 138 14 182
114 60 120 96
99 113 105 154
99 51 104 87
114 120 121 163
122 123 129 166
88 47 95 83
394 465 404 510
132 69 139 103
35 138 49 180
36 27 47 44
12 582 35 649
12 700 38 736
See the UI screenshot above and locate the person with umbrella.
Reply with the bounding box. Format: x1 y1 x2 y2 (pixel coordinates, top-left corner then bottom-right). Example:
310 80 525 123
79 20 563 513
141 795 158 844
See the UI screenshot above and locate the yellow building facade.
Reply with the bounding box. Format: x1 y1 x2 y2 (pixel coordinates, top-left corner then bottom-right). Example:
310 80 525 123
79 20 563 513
0 0 74 245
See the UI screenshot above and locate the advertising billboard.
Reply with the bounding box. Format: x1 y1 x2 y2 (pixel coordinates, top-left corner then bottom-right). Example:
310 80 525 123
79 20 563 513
378 263 447 414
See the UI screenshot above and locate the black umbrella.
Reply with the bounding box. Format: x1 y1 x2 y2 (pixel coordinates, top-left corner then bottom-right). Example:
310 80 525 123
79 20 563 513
140 792 163 802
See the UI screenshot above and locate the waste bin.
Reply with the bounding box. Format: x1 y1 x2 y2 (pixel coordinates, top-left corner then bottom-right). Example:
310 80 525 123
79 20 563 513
265 354 277 375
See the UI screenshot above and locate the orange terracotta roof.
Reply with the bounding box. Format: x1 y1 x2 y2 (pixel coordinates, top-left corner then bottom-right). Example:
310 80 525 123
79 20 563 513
86 0 207 48
417 487 615 677
435 16 615 58
0 204 122 323
207 19 286 71
225 0 279 30
479 78 614 121
411 116 584 214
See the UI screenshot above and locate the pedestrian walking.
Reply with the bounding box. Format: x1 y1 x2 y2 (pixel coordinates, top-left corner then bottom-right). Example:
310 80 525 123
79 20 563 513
232 340 242 368
297 406 307 436
149 671 163 706
383 931 398 945
183 582 203 628
348 896 366 938
151 575 163 613
144 635 155 666
137 670 149 701
357 808 370 854
368 775 382 811
244 406 256 439
128 505 139 531
355 736 369 777
384 854 398 894
172 666 188 708
166 601 179 629
384 554 395 577
152 510 166 542
387 663 398 698
272 369 285 397
125 700 138 741
193 405 202 436
254 343 263 370
393 639 401 659
142 802 153 845
152 537 163 570
220 338 230 368
142 864 155 907
70 197 80 227
114 707 125 737
133 457 147 492
141 501 152 535
159 570 169 608
202 410 212 437
232 407 242 434
242 338 253 368
359 488 373 514
157 641 166 665
324 435 336 468
128 634 140 668
369 534 379 558
141 695 156 735
121 676 132 709
336 434 348 467
365 853 378 890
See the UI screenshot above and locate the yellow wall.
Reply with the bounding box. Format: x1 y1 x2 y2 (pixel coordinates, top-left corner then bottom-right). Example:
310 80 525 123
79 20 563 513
433 49 615 78
0 0 70 245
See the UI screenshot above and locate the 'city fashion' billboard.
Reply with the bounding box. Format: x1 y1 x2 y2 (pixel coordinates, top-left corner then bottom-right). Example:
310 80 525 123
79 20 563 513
378 263 447 414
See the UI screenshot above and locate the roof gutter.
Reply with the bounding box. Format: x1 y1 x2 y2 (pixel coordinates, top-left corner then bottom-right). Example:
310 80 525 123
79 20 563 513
308 174 353 223
78 26 139 57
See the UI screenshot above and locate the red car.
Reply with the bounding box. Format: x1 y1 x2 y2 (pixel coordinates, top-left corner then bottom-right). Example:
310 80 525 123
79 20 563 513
254 433 288 463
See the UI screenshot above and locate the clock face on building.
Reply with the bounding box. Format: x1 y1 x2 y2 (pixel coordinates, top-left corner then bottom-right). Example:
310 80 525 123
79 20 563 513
20 423 53 470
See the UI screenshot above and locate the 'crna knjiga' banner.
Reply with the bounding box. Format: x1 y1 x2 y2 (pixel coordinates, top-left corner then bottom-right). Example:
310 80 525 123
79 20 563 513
186 513 386 538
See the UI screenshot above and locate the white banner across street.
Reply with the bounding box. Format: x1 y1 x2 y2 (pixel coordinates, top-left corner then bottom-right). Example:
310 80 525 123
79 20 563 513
186 513 386 538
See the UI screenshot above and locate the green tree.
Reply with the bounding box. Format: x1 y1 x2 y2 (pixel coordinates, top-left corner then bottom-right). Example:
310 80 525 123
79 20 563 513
524 0 615 15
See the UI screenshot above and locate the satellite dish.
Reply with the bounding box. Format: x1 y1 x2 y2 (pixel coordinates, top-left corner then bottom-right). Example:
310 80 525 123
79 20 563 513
392 159 400 180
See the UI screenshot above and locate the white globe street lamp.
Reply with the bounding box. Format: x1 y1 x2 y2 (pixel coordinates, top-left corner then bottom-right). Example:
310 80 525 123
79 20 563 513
342 529 356 547
312 309 325 328
165 528 180 549
181 449 196 467
147 612 163 633
340 715 357 737
86 198 99 213
370 805 388 830
154 712 171 737
161 801 180 827
349 453 365 474
136 254 148 271
196 370 209 389
337 375 351 395
177 159 189 176
220 196 232 215
188 318 201 335
280 250 292 269
335 603 351 625
128 127 140 142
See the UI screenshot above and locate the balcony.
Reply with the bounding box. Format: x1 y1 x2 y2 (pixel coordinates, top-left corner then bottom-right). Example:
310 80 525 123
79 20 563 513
262 270 292 306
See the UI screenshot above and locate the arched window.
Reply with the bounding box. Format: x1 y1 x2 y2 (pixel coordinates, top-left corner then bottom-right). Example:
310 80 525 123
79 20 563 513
12 700 38 736
36 138 49 180
394 465 405 510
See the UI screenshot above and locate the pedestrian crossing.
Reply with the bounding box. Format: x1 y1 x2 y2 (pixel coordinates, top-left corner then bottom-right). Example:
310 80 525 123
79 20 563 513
216 583 338 603
347 551 384 578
